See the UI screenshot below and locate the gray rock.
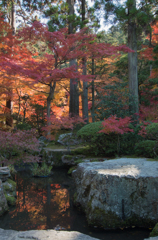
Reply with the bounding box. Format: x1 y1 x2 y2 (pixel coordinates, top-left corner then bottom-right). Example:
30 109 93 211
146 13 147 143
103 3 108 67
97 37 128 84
144 237 158 240
0 180 8 216
62 155 85 166
57 133 83 146
0 167 10 181
0 228 17 240
57 133 72 145
0 228 99 240
72 158 158 229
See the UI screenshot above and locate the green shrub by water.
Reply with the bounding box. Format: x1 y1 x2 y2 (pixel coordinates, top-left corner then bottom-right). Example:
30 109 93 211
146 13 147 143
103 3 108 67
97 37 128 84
134 140 158 158
146 123 158 140
77 121 144 156
16 122 32 130
31 162 52 176
77 122 119 156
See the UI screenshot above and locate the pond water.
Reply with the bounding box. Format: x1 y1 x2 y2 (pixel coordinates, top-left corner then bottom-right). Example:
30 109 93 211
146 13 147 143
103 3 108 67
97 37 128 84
0 169 151 240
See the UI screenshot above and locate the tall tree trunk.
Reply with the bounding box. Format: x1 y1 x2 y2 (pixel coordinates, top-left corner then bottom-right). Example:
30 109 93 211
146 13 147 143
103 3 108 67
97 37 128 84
47 82 56 119
9 0 16 35
47 82 56 138
67 0 79 117
6 0 16 126
81 0 88 122
128 0 139 119
91 58 95 122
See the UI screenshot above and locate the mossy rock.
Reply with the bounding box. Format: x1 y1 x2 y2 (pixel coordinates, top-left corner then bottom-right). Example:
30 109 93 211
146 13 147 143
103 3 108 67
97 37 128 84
3 179 16 194
67 166 77 175
4 194 16 206
7 178 16 188
150 223 158 237
3 179 17 203
0 200 8 216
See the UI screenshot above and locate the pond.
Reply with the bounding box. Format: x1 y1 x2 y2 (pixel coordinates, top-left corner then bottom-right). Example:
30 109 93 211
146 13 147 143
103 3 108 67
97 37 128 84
0 169 150 240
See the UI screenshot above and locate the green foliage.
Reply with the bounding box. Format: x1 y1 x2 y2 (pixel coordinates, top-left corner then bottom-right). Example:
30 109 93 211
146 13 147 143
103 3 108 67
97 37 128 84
95 81 136 120
119 131 143 155
67 166 76 175
150 223 158 237
4 194 16 206
77 121 118 156
77 121 145 156
31 162 52 177
7 178 16 188
146 123 158 140
16 122 32 131
77 121 103 140
26 103 47 136
134 140 157 158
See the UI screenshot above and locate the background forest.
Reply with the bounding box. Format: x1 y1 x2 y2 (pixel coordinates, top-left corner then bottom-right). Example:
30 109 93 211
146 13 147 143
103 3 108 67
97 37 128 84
0 0 158 163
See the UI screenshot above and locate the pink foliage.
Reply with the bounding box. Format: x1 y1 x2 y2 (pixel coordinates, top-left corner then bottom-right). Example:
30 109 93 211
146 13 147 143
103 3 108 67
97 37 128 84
138 121 151 137
0 129 40 164
42 114 86 140
99 115 134 135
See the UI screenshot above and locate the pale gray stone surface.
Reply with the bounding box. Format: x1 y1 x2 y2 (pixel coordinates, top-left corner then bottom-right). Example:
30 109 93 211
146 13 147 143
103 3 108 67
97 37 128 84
72 158 158 229
144 237 158 240
0 229 99 240
0 228 17 240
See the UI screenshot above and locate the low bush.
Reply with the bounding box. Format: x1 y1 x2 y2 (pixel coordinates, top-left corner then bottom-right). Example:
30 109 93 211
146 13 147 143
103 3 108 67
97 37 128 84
146 123 158 140
31 162 52 176
16 122 32 131
77 121 118 156
77 120 144 156
0 129 40 165
134 140 158 158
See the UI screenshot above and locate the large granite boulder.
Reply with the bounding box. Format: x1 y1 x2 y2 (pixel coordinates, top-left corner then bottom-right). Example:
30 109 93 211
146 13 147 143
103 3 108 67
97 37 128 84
0 179 8 216
72 158 158 229
0 228 99 240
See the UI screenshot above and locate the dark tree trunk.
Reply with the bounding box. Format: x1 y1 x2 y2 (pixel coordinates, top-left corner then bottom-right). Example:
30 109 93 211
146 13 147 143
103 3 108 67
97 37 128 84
91 58 95 122
81 0 88 122
128 0 139 119
6 0 16 127
67 0 79 117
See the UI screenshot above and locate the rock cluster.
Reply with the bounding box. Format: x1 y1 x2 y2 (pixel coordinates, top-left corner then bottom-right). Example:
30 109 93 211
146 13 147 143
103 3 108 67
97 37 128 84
0 167 16 216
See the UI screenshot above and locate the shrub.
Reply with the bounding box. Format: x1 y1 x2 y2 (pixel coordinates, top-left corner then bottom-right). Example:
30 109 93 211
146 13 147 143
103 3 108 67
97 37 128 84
134 140 158 158
77 121 103 141
16 122 32 131
77 121 118 156
0 129 40 165
31 162 52 176
94 81 137 120
77 120 144 156
146 123 158 140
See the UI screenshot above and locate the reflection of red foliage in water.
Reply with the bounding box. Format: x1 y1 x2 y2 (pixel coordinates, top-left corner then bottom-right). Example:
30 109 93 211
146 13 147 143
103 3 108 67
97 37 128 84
51 183 61 189
8 176 71 230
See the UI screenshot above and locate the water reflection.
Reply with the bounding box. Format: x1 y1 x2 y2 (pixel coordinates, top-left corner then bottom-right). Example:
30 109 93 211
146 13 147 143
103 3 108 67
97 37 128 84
7 174 71 230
